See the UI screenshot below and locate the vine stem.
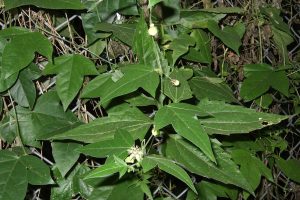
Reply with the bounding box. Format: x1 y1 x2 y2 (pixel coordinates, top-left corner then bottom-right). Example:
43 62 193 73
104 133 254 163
8 91 27 154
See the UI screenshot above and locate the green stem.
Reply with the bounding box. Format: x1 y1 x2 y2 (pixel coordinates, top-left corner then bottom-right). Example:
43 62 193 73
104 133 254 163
8 91 26 154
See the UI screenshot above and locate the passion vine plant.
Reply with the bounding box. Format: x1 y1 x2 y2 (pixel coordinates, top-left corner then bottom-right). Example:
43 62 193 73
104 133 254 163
0 0 299 200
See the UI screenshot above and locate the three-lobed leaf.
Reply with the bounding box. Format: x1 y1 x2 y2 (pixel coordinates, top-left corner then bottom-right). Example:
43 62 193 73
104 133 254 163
0 27 52 80
99 64 159 105
20 155 54 185
44 54 98 110
168 34 195 66
0 150 53 200
0 150 28 200
240 64 289 101
183 29 212 64
163 68 193 103
16 91 81 146
207 21 245 54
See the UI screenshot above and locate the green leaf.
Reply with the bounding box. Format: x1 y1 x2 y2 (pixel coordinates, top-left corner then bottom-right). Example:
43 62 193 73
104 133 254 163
133 17 168 74
88 179 144 200
81 73 114 98
0 150 28 200
207 21 244 54
254 94 273 109
197 100 287 135
0 116 17 143
201 7 244 13
124 92 157 107
20 155 54 185
158 0 180 24
15 91 81 146
154 103 215 162
272 26 294 65
0 27 52 80
50 106 152 142
81 0 137 43
9 67 36 109
179 10 226 29
183 29 212 64
260 7 291 35
88 39 107 58
0 38 18 93
50 164 83 200
52 142 82 177
142 155 197 193
0 97 2 115
192 181 238 200
163 68 193 102
240 64 289 101
189 76 237 103
99 64 159 104
44 54 98 110
276 158 300 183
164 135 254 194
85 0 138 18
84 157 127 179
81 12 110 44
77 129 134 158
4 0 85 10
231 149 273 193
72 165 93 199
96 23 136 46
168 34 195 65
148 0 163 8
139 181 153 200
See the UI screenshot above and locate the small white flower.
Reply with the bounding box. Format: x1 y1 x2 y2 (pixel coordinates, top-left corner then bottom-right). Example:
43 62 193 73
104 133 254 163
148 23 158 37
170 79 180 86
125 146 144 164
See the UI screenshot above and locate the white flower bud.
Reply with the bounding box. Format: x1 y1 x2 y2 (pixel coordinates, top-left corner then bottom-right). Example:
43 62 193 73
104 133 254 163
125 155 135 164
151 127 160 136
148 23 158 37
154 68 163 75
171 79 180 86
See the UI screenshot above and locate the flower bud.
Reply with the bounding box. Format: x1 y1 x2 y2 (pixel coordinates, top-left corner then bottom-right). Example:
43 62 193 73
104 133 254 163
151 127 160 136
148 23 158 37
170 79 180 86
